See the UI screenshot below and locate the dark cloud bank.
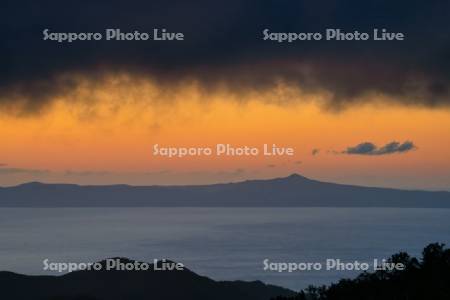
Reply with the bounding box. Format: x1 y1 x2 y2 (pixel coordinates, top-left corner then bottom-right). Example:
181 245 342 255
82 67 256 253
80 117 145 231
1 0 450 113
344 141 416 155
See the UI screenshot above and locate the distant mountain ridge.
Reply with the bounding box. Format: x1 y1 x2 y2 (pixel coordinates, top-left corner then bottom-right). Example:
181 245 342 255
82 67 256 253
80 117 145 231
0 174 449 207
0 257 294 300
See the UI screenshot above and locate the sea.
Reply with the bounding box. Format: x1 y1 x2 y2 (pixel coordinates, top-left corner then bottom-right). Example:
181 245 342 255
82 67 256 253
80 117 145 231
0 207 449 290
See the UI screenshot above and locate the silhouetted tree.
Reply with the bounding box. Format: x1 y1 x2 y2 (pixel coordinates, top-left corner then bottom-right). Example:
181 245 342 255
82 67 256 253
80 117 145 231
274 243 450 300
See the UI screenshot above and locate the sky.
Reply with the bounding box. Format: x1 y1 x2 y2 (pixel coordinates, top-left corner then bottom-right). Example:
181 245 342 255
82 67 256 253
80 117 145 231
1 0 450 189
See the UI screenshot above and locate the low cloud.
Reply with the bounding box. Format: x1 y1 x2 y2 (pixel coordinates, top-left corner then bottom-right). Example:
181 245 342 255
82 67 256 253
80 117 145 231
64 170 110 176
343 141 416 155
0 168 254 186
0 167 50 175
312 149 320 156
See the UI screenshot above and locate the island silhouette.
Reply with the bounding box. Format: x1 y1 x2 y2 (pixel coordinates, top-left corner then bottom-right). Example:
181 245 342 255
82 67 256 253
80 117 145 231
1 174 449 207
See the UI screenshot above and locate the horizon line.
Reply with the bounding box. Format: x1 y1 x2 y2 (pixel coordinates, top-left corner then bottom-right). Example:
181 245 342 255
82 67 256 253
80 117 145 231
1 173 449 193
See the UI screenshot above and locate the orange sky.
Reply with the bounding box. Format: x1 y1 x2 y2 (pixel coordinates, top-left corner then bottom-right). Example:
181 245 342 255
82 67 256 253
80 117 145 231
1 76 450 189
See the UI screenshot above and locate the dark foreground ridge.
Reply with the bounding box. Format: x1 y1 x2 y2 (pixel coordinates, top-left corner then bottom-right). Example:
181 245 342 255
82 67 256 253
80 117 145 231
1 243 448 300
0 258 294 300
273 243 450 300
1 174 450 207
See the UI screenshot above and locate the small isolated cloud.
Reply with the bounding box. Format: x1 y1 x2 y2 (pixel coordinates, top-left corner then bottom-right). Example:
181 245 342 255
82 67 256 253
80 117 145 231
327 150 340 155
0 163 7 167
294 160 302 165
266 164 276 168
343 141 416 155
215 168 246 176
311 149 320 156
232 168 246 176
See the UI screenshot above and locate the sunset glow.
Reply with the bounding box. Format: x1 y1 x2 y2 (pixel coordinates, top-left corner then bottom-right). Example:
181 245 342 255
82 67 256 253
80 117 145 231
2 75 449 188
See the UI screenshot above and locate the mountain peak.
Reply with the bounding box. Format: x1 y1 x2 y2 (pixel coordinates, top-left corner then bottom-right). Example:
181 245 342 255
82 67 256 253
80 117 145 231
285 173 310 180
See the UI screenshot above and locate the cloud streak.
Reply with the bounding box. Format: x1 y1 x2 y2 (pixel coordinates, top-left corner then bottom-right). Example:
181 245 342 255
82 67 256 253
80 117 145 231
343 141 416 155
0 167 50 175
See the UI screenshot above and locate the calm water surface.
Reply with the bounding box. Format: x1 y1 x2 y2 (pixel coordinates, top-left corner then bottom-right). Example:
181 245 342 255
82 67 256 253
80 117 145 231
0 207 449 290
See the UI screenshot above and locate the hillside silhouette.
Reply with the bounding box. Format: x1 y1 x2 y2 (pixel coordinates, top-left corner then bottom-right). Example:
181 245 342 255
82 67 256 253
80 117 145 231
1 243 449 300
0 258 294 300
